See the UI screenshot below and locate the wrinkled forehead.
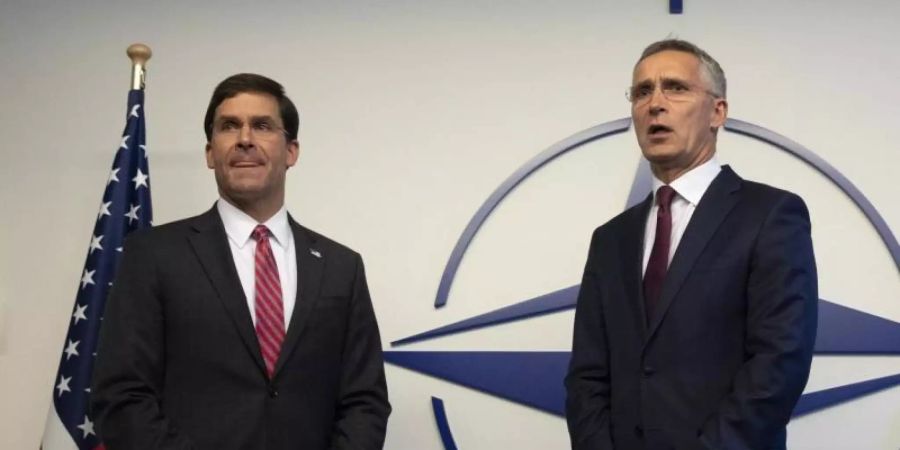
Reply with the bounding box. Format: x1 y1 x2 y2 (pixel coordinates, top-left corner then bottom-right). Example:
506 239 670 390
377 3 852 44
632 50 705 85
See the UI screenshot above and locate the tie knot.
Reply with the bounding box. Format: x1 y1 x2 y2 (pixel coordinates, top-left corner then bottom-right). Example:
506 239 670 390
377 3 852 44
252 225 270 242
656 185 676 209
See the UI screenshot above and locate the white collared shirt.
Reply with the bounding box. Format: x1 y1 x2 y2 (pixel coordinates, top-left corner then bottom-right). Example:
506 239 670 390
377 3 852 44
642 157 722 275
217 198 298 330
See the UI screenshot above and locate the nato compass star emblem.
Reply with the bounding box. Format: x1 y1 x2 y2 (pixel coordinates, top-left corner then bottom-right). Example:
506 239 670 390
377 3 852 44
384 118 900 448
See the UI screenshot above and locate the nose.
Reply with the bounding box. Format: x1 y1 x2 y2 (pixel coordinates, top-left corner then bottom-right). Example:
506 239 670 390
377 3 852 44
648 87 667 115
236 125 254 151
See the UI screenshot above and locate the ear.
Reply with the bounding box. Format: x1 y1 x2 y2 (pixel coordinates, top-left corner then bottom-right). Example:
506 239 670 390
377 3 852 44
205 142 215 169
710 98 728 130
286 139 300 169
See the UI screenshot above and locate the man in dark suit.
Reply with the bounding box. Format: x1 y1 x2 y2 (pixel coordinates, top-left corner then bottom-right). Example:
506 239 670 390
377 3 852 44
565 40 818 450
92 73 390 449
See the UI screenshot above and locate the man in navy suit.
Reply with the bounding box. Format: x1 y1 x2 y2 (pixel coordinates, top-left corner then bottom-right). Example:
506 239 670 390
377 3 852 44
92 74 390 449
565 40 818 449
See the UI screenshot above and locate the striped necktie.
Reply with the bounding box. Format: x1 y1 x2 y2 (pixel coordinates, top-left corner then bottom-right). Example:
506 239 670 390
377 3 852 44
252 225 285 378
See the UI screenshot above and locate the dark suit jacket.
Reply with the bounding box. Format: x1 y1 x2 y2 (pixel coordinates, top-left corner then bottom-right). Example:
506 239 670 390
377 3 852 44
92 207 391 450
565 166 817 450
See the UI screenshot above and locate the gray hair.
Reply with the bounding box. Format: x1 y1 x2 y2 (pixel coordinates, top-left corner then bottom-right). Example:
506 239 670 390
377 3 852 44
637 39 727 98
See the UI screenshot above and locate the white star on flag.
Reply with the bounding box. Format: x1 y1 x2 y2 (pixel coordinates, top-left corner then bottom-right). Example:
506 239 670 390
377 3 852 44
125 204 141 224
140 144 149 160
76 415 96 438
80 269 96 289
98 201 112 220
72 303 88 325
132 168 149 189
120 135 130 150
89 235 104 254
64 340 80 360
56 375 72 397
108 168 120 185
130 104 141 118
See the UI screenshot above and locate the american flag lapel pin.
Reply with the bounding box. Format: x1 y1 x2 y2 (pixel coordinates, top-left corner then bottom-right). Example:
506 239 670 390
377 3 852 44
309 248 322 258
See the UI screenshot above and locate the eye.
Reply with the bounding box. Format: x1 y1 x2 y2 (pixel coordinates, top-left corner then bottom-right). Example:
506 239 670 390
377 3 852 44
253 120 275 131
663 81 689 93
631 85 653 100
219 120 240 131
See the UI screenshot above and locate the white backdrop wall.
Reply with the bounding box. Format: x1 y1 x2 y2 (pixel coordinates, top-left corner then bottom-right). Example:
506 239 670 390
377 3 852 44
1 0 898 448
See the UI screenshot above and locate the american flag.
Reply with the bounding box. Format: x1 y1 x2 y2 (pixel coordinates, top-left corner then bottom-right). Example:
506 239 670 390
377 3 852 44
41 89 152 450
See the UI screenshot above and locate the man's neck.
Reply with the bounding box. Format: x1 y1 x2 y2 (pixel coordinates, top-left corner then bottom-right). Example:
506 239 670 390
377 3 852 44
651 147 716 184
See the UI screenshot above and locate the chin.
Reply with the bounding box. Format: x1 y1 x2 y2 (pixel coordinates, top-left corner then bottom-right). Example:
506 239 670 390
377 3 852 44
224 173 264 190
223 183 265 200
640 146 682 164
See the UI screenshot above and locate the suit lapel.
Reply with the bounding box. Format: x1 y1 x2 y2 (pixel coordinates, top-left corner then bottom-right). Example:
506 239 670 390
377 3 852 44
187 207 267 375
622 194 654 339
644 166 743 344
273 217 324 377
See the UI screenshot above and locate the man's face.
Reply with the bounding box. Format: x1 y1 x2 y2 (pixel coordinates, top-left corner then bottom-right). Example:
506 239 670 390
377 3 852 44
205 92 298 208
630 50 727 172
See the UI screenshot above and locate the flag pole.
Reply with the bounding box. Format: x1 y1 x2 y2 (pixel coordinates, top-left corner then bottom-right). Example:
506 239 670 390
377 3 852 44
127 43 151 90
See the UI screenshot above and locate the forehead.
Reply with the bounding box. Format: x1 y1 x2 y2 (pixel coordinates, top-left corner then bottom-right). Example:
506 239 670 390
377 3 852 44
632 50 703 83
214 92 281 120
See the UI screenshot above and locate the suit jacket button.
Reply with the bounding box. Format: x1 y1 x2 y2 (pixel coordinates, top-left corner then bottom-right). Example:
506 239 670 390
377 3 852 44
634 426 644 437
643 366 656 376
269 387 279 398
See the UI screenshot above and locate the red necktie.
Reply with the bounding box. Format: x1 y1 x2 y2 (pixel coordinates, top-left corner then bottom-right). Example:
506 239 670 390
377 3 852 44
252 225 285 378
644 185 677 324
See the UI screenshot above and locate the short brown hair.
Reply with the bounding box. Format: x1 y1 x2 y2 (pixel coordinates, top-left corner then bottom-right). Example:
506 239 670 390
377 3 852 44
203 73 300 141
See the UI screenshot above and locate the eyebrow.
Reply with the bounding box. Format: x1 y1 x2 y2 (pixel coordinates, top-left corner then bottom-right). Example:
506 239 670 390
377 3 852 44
215 114 280 124
632 76 690 87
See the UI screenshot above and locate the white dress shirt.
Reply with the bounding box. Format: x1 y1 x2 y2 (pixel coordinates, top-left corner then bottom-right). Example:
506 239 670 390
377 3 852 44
217 198 298 330
642 157 722 275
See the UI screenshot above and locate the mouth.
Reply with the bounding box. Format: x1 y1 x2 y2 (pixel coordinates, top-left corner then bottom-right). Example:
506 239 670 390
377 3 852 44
231 160 263 168
647 124 673 138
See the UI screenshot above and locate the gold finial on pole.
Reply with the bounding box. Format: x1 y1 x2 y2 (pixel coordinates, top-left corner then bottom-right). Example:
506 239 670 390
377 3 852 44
126 43 152 90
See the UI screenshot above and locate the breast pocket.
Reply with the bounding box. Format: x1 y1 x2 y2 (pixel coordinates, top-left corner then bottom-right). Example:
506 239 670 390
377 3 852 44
689 249 748 273
304 295 350 337
314 294 351 310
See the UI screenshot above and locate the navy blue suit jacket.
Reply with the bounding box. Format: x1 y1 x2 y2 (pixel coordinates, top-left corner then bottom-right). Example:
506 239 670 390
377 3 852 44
565 166 817 450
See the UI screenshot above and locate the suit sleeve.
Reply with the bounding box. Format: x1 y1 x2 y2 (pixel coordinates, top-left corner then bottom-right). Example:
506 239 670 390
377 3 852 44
699 192 818 450
330 254 391 450
91 234 196 450
565 229 615 450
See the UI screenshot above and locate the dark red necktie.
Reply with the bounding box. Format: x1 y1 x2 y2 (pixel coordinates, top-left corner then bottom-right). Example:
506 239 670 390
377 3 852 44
252 225 285 378
643 185 677 324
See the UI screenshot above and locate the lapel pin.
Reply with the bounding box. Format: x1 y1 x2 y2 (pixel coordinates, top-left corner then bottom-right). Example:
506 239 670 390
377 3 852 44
309 248 322 258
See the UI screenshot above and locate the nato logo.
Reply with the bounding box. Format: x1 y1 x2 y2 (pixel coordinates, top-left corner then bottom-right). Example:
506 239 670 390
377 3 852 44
385 118 900 449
